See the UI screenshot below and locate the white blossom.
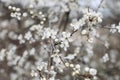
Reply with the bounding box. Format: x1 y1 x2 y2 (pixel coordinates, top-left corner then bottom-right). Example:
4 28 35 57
84 67 90 72
75 64 81 69
110 24 117 33
71 18 85 30
116 22 120 33
24 31 32 40
84 78 91 80
0 49 6 61
51 53 61 65
64 53 77 60
89 68 97 76
18 34 25 44
101 53 109 63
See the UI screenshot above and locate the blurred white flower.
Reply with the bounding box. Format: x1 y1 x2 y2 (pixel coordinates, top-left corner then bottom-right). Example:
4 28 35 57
84 67 90 72
116 22 120 33
18 34 25 44
101 53 109 63
110 24 117 33
71 18 85 30
89 68 97 76
0 49 6 61
24 31 32 40
85 78 91 80
64 53 77 60
51 53 61 65
83 8 102 25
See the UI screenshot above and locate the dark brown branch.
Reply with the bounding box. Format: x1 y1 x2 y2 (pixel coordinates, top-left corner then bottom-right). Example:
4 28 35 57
57 11 70 31
46 39 54 80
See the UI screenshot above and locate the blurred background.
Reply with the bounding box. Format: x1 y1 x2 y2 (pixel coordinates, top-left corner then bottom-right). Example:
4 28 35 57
0 0 120 80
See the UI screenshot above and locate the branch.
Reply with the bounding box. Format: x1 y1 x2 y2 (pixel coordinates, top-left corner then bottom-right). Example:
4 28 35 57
96 0 104 12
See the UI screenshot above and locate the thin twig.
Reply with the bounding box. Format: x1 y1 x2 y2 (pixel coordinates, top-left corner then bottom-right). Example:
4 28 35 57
96 0 104 12
59 56 66 67
57 11 70 32
62 11 70 31
70 30 78 36
57 12 66 29
46 38 54 80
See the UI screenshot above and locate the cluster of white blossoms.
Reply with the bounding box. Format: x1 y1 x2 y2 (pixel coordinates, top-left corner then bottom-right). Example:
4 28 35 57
110 24 117 33
59 32 72 51
8 5 28 20
71 64 81 76
84 67 97 77
82 8 102 26
0 0 120 80
110 22 120 33
18 24 74 51
51 53 62 66
18 24 42 44
64 62 98 80
65 63 80 74
0 45 18 66
31 61 57 80
30 24 43 31
70 18 85 31
42 28 58 40
71 8 102 31
8 4 46 25
18 32 36 44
